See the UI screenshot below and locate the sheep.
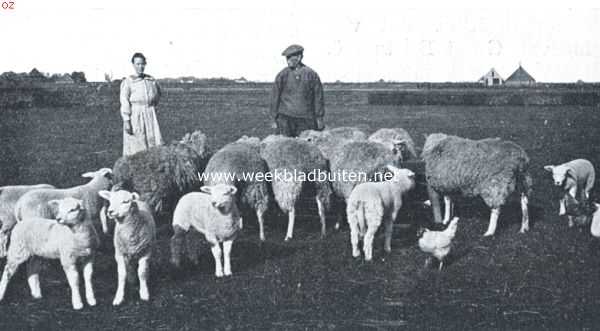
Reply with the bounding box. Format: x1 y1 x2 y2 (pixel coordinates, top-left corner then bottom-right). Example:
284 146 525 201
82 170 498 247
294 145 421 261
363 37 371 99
15 168 113 235
346 165 416 261
202 136 271 241
98 189 156 306
298 126 367 157
112 130 211 218
0 197 100 310
170 184 241 277
0 184 54 257
422 133 532 236
544 159 595 227
368 128 418 161
260 135 332 241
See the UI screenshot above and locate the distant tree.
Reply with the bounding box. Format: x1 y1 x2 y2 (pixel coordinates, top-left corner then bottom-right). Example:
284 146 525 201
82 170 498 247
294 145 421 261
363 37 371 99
29 68 47 81
71 71 87 83
104 72 113 83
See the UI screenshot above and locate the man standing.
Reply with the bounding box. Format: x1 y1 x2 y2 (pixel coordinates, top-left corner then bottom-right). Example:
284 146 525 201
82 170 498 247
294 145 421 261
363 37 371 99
270 44 325 137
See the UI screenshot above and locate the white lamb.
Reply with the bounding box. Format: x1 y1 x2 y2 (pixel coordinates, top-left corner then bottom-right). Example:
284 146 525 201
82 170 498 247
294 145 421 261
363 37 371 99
98 190 156 306
170 184 241 277
544 159 595 227
0 197 100 310
15 168 113 234
346 165 416 261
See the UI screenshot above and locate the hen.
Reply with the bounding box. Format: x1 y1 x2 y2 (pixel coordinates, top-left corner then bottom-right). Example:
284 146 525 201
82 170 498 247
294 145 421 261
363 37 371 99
418 217 459 270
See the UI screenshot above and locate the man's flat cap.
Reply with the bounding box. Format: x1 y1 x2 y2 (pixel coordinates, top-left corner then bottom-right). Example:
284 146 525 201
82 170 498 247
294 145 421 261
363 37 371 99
282 44 304 57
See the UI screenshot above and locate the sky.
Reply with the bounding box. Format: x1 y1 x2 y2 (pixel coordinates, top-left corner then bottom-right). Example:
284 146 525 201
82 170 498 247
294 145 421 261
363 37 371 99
2 0 599 82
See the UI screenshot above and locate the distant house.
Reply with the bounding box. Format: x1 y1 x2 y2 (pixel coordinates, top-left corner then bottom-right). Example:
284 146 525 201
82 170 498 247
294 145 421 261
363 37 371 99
234 77 248 84
505 65 536 86
479 68 504 86
54 74 75 84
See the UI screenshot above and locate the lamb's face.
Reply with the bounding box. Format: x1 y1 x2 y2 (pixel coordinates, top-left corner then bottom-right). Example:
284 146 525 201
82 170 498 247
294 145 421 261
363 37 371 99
387 165 416 186
544 165 569 186
200 184 238 213
98 190 138 220
50 197 85 226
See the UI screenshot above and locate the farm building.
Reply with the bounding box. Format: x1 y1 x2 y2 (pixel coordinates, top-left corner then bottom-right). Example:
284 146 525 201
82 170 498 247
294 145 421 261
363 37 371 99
505 65 536 86
478 68 504 86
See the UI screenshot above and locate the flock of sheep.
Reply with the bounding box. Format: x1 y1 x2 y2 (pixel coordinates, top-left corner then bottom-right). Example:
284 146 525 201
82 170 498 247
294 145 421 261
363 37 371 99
0 126 596 310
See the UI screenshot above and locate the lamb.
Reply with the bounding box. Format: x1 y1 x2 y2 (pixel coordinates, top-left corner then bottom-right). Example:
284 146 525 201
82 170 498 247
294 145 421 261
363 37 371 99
112 130 211 218
544 159 595 227
15 168 113 234
418 217 459 270
368 128 418 161
260 135 332 241
98 190 156 306
422 133 532 236
170 184 241 277
0 184 54 257
0 197 100 310
202 136 271 241
346 165 416 261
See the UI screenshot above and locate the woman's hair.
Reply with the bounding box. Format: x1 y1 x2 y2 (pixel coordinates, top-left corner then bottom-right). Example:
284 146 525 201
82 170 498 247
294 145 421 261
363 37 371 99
131 52 147 64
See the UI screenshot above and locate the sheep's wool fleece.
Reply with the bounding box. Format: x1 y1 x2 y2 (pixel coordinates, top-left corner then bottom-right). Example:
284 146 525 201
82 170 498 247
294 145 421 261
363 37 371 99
422 133 531 208
260 136 331 212
329 140 402 200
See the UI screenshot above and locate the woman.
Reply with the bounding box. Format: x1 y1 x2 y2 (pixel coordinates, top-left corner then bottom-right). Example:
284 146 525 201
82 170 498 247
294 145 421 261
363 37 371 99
120 52 163 156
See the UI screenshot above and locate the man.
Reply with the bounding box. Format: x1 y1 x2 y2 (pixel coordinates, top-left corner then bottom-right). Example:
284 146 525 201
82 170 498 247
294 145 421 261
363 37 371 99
270 44 325 137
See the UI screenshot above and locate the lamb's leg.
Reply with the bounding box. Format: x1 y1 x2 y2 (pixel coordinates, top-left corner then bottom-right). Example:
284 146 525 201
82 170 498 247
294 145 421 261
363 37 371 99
82 257 96 306
137 254 150 301
423 256 433 269
568 215 575 228
112 254 128 306
438 259 444 271
170 226 187 268
210 243 224 277
223 240 233 276
348 218 360 258
256 209 266 242
284 207 295 241
520 193 530 233
484 207 501 236
316 197 327 238
62 264 83 310
427 186 443 224
443 196 453 225
568 187 578 227
383 216 395 254
363 226 378 261
0 260 21 302
559 197 566 216
27 257 43 299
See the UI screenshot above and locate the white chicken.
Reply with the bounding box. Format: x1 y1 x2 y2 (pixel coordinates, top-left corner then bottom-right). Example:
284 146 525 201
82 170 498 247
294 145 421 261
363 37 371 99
418 217 459 270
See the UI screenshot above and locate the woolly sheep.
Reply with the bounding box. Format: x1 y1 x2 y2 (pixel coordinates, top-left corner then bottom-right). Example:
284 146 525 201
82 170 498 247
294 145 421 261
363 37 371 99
368 128 418 161
298 126 367 157
346 165 415 261
98 190 156 305
0 197 100 310
544 159 595 227
202 136 271 241
112 130 211 217
422 133 532 236
15 168 112 234
260 135 332 241
170 184 241 277
0 184 54 257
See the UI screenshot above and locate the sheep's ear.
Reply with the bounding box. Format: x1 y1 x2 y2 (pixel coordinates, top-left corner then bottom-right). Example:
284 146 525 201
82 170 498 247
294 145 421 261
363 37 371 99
386 164 400 172
98 190 111 200
543 165 554 172
131 192 140 201
227 186 238 195
200 186 212 194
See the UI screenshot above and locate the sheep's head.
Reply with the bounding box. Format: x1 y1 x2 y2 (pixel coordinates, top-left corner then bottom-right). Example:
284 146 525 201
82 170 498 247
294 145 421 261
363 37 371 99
543 165 571 186
386 165 416 189
82 167 113 189
180 130 210 157
49 197 86 226
298 130 328 143
98 190 139 222
422 133 448 156
200 184 238 213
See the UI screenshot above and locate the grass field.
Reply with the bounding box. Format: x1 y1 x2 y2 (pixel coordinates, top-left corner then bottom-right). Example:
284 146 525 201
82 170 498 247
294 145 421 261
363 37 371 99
1 87 600 330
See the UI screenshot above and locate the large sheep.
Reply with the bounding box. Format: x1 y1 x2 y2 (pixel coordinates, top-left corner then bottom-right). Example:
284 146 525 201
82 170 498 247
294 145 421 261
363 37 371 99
112 130 211 217
14 168 112 234
544 159 595 227
422 133 532 236
0 184 54 257
260 135 332 240
346 165 415 261
0 197 100 310
98 190 156 306
170 184 241 277
368 128 418 161
202 136 271 241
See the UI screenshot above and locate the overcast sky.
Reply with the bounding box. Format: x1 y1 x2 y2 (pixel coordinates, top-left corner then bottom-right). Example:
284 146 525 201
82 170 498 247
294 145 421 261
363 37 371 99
2 1 599 82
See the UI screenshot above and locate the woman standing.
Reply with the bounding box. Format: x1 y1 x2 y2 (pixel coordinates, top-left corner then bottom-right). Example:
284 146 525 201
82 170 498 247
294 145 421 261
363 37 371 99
120 52 163 156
